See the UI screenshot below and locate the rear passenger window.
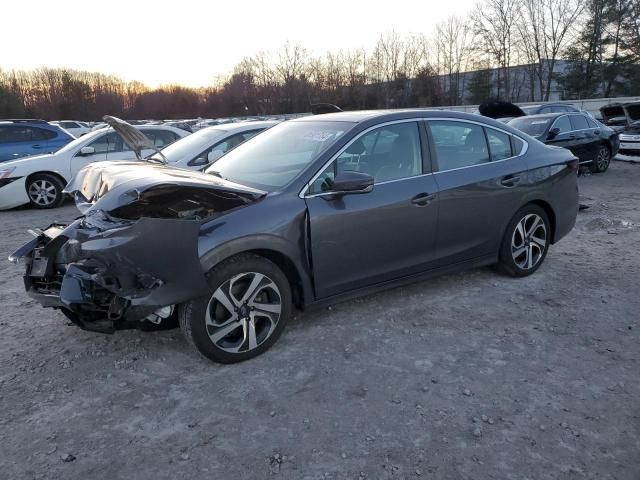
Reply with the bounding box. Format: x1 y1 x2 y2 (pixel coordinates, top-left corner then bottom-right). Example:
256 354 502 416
552 116 572 133
586 117 599 128
569 115 589 131
486 128 512 160
31 128 56 141
145 130 178 148
511 136 525 155
429 121 489 171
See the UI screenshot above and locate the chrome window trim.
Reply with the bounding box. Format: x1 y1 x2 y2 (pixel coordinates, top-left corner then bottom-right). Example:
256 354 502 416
299 118 424 199
299 116 532 198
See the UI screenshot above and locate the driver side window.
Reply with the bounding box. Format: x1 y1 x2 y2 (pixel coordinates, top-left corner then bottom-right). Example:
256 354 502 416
308 122 422 194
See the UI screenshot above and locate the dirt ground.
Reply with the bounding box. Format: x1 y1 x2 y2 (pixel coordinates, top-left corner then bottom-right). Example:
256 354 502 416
1 161 639 480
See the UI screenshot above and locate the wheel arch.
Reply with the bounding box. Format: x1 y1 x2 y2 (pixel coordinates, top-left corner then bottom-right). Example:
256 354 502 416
25 170 69 190
199 236 313 309
525 199 557 243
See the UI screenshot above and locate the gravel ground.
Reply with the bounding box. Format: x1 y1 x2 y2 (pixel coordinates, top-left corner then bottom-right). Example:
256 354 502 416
1 161 639 480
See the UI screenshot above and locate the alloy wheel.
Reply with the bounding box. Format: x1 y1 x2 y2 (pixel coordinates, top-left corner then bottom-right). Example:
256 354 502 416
511 214 547 270
205 272 282 353
28 179 57 206
596 147 610 170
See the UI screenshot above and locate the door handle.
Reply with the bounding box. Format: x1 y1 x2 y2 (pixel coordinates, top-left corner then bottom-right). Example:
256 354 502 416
500 174 522 187
411 192 436 206
32 144 42 149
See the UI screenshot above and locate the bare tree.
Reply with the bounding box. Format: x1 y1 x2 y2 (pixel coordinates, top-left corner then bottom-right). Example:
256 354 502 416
472 0 521 100
435 16 473 104
518 0 584 100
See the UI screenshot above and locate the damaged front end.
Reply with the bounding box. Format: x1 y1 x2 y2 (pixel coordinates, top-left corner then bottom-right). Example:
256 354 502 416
10 211 209 333
9 160 266 333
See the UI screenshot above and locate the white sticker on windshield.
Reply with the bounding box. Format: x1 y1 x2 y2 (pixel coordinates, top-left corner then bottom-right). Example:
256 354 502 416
302 131 337 141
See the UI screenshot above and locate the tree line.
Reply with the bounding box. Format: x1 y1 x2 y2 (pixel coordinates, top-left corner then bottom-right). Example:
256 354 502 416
1 0 639 121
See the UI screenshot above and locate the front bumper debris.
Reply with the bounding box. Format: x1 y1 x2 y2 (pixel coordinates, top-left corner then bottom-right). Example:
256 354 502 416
9 210 209 333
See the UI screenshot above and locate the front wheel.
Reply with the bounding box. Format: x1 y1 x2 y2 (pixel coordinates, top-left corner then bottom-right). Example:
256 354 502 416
497 205 551 277
179 253 292 363
590 144 611 173
26 173 66 209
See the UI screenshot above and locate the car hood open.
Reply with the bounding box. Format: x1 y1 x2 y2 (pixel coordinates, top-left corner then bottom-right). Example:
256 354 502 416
600 104 626 123
65 161 267 219
624 102 640 121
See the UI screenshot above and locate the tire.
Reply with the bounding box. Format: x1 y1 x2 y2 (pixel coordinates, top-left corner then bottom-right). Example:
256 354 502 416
26 173 65 209
590 144 611 173
497 205 551 277
179 253 292 364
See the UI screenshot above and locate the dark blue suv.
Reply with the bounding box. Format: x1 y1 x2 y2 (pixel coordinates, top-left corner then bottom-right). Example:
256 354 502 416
0 120 74 162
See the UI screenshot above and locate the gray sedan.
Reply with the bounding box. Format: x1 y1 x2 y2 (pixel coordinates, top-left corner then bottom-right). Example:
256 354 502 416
11 110 579 363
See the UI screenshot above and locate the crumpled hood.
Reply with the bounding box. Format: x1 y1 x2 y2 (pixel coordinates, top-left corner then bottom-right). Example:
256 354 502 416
65 161 266 219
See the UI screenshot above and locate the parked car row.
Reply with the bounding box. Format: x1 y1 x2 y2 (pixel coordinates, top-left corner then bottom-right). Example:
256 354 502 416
0 120 281 210
478 101 619 173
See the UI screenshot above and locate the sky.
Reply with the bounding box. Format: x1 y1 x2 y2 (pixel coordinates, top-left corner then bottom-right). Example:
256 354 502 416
2 0 477 88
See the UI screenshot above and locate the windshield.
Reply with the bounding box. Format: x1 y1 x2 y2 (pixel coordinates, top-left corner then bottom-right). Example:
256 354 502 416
148 127 227 162
205 121 351 190
520 106 538 115
508 117 551 137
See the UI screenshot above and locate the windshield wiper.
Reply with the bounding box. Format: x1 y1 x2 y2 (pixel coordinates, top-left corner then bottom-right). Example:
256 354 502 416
208 170 225 179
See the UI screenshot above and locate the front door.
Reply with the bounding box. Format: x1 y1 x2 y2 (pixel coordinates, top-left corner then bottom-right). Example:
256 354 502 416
304 121 439 299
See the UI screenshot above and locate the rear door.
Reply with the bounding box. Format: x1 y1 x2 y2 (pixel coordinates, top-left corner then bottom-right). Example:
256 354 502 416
304 120 439 298
569 114 599 163
427 119 529 265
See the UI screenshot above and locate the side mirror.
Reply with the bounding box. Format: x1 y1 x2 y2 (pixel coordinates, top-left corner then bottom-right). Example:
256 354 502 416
547 127 561 140
331 171 374 194
207 150 224 163
78 146 95 156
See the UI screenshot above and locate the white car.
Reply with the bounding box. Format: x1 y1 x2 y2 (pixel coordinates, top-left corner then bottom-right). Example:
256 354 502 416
49 120 91 137
148 121 279 170
0 124 188 210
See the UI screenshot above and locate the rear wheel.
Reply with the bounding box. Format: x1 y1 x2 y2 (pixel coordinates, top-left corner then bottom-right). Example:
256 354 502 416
590 144 611 173
179 254 291 363
26 173 65 209
498 205 550 277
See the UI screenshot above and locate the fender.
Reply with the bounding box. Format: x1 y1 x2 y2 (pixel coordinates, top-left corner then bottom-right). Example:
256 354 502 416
198 233 315 307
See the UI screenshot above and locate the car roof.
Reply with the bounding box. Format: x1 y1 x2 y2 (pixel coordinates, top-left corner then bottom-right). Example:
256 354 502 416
291 109 510 124
514 112 578 120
